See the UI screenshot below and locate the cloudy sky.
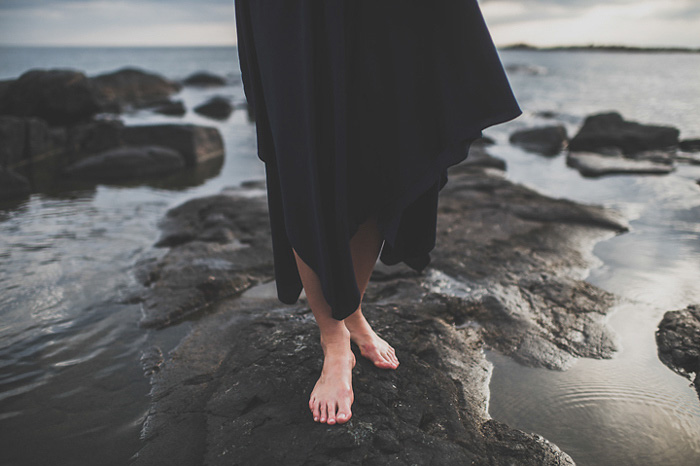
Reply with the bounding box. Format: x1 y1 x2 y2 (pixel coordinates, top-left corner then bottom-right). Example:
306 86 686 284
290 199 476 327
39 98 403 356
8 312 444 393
0 0 698 48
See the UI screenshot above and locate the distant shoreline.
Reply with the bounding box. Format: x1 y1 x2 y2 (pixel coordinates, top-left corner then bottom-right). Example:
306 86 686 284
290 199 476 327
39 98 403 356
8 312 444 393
500 43 700 54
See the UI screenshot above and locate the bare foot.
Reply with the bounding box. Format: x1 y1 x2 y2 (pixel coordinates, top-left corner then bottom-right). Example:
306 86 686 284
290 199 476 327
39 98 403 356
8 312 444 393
344 309 399 370
309 331 356 425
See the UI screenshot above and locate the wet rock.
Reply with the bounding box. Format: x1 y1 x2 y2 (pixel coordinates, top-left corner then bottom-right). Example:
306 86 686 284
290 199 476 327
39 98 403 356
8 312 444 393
679 139 700 152
509 125 568 155
566 151 674 177
148 99 186 116
463 143 506 170
0 68 102 125
62 118 126 166
133 155 629 462
0 166 31 201
134 291 574 466
0 116 26 167
625 149 676 165
569 112 679 154
90 67 182 112
656 304 700 398
122 123 224 167
62 145 185 181
182 71 227 87
134 193 274 328
0 115 66 169
193 96 233 120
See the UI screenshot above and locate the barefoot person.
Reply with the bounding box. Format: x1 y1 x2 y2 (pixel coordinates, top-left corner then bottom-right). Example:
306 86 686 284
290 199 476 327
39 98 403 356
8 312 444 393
234 0 521 425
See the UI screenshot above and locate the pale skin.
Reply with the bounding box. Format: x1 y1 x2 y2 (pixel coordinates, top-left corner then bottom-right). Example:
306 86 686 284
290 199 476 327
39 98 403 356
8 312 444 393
292 214 399 426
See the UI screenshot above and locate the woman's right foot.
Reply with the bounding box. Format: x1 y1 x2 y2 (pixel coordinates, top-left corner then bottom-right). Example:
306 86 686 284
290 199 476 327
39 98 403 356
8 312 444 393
309 330 356 425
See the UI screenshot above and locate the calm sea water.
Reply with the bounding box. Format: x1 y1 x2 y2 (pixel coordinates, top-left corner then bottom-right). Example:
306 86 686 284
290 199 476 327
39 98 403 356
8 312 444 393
1 46 699 466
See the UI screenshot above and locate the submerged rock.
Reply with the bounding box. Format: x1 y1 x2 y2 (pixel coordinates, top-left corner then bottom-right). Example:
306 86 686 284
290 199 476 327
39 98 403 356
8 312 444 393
509 125 568 155
193 96 234 120
680 139 700 153
132 150 630 463
62 145 185 181
656 304 700 399
568 112 679 154
566 152 674 177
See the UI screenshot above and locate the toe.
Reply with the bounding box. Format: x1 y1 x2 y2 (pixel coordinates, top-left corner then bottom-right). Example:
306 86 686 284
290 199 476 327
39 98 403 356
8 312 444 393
320 402 328 423
312 400 321 422
327 401 337 425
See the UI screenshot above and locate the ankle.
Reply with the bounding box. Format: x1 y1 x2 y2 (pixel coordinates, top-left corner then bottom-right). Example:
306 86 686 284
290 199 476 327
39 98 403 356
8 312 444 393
319 326 351 351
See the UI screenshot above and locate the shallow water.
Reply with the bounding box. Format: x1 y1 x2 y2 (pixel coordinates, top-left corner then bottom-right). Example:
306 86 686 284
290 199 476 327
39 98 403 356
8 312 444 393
1 47 700 465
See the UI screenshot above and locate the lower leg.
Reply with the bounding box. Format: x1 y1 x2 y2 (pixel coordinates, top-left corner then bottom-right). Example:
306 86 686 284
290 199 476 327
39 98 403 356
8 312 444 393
344 216 400 369
293 248 354 425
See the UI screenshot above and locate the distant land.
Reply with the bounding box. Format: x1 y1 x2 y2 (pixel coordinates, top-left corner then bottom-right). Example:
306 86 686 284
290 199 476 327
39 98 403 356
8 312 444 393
501 43 700 54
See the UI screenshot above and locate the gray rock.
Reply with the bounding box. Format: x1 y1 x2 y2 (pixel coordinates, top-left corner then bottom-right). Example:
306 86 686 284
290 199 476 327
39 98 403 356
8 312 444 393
132 156 631 462
656 304 700 398
182 71 227 87
90 67 182 112
510 125 568 155
462 143 507 170
0 115 66 170
193 96 233 120
566 151 674 177
569 112 679 154
0 116 26 167
62 118 126 166
62 145 185 181
0 68 102 125
680 139 700 152
0 166 31 201
122 123 224 167
149 99 186 116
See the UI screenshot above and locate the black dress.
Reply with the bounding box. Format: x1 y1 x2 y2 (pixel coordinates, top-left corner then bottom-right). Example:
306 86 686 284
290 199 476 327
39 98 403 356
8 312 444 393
234 0 522 320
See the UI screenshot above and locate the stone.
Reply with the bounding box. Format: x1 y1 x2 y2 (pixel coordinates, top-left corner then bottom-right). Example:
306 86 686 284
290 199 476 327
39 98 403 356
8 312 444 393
122 124 224 166
149 99 186 116
62 145 185 181
182 71 227 87
679 139 700 152
193 96 233 120
569 112 679 154
509 125 568 155
0 68 102 125
656 304 700 398
0 166 31 201
566 151 674 177
90 67 182 112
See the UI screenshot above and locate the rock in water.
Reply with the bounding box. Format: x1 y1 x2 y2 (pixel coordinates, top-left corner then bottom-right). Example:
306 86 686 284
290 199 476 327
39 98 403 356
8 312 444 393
569 112 679 154
680 139 700 153
656 304 700 399
193 96 233 120
0 69 102 125
182 71 227 87
509 125 568 155
122 124 224 166
62 145 185 181
566 152 674 177
0 166 31 201
90 67 182 112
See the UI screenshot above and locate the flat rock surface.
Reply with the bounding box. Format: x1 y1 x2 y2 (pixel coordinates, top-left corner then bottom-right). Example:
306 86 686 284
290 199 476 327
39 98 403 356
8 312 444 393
132 157 630 464
566 152 674 177
656 304 700 398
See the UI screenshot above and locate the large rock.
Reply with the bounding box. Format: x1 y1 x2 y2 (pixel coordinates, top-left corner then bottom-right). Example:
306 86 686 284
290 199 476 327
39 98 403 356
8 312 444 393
568 112 679 154
0 69 102 125
90 67 182 112
0 116 26 167
0 115 66 169
0 166 31 201
62 145 185 181
193 96 233 120
123 123 224 166
509 125 568 156
182 71 227 87
62 118 126 166
566 151 674 177
680 139 700 153
656 304 700 399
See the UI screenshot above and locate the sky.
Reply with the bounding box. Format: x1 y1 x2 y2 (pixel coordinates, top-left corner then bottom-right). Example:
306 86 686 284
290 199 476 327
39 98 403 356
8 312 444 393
0 0 698 48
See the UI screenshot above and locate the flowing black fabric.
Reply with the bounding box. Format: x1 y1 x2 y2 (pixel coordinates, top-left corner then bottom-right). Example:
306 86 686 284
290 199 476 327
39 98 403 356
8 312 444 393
234 0 522 320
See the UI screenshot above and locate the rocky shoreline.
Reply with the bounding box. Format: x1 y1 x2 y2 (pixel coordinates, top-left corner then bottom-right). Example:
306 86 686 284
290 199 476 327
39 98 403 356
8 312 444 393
130 143 629 465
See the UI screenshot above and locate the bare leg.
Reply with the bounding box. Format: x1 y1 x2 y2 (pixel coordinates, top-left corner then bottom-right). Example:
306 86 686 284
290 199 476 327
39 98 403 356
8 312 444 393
344 216 400 370
293 248 355 425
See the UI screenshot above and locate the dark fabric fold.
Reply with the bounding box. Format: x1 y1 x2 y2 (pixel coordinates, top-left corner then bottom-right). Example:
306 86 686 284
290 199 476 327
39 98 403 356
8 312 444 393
234 0 522 320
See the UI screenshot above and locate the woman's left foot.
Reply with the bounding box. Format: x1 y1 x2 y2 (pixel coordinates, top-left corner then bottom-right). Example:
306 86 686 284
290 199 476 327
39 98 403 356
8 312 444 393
344 310 399 370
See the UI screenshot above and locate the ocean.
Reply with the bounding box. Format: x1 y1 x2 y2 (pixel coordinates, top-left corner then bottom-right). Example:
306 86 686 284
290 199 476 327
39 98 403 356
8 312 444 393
1 45 699 465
